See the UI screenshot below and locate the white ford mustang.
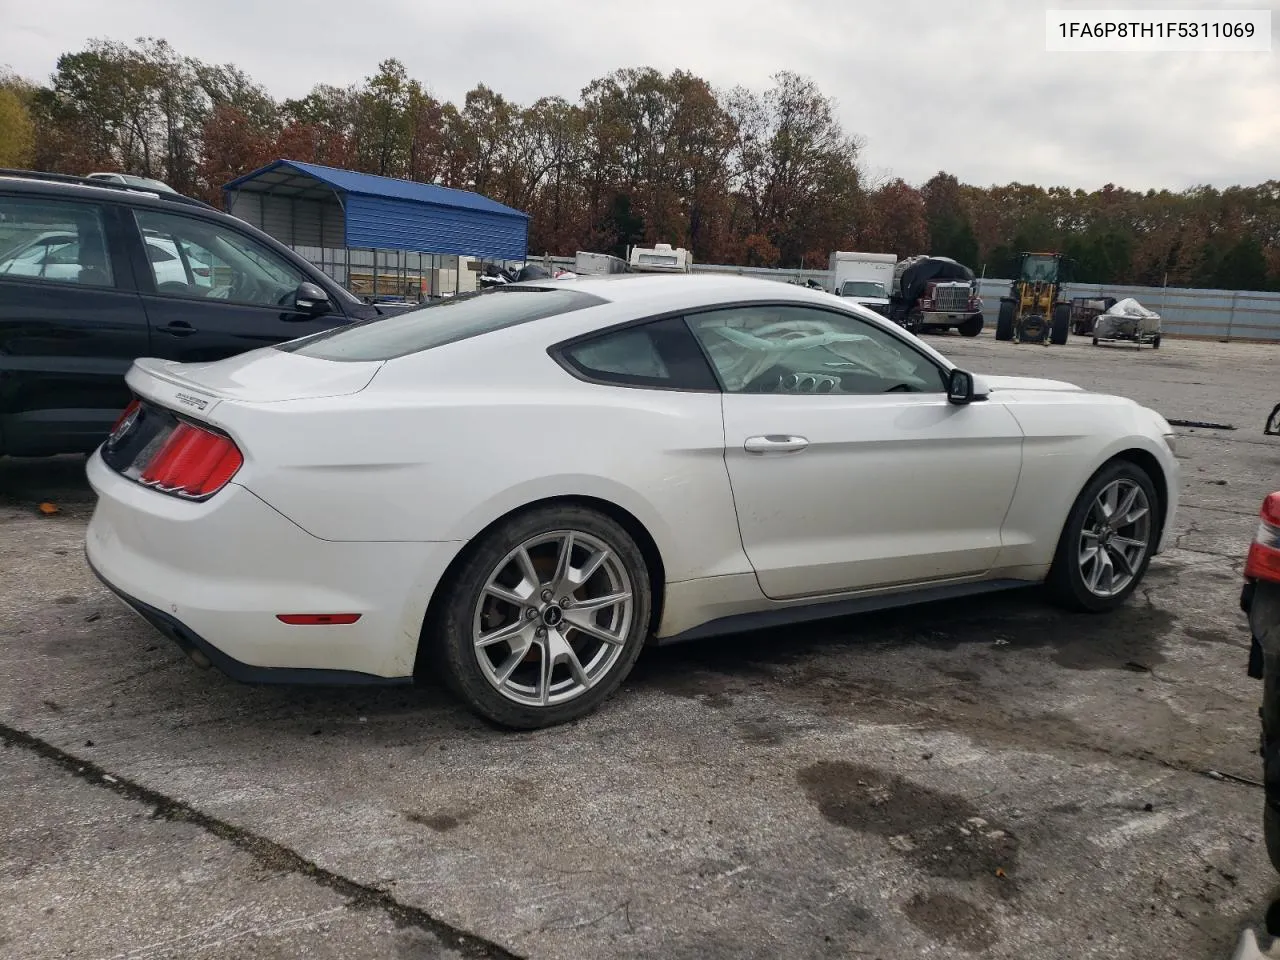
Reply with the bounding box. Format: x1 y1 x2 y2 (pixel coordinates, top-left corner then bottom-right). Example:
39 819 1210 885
85 275 1179 728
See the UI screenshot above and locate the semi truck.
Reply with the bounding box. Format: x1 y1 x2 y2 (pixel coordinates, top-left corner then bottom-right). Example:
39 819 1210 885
889 255 984 336
828 251 897 316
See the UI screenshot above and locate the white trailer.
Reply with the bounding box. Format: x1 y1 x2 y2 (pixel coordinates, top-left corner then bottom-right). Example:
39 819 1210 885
828 251 897 315
628 243 693 274
574 251 628 276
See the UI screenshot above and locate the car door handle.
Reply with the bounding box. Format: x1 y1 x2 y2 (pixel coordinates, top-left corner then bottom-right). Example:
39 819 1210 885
744 435 809 455
158 321 197 337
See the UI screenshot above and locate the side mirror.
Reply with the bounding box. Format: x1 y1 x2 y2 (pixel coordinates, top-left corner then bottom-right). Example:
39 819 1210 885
294 281 332 317
947 368 978 405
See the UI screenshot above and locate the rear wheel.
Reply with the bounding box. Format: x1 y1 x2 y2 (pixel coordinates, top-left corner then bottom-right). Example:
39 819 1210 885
1048 459 1159 612
996 300 1015 341
1092 335 1099 346
1050 304 1071 345
432 505 651 729
958 315 983 337
1152 334 1162 350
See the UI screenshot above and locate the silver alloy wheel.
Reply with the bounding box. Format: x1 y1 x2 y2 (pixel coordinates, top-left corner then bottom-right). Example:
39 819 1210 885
472 530 634 707
1078 478 1152 598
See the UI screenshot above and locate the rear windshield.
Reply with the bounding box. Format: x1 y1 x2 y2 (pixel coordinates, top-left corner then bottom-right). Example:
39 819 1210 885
277 287 607 362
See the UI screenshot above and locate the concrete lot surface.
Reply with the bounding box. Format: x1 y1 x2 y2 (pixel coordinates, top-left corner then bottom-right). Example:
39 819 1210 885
4 330 1280 959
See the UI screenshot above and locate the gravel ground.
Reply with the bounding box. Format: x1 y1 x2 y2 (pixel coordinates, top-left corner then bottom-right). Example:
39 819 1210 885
3 330 1280 959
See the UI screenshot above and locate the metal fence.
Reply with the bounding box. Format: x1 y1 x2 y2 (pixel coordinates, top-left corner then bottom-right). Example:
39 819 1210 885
524 253 1280 342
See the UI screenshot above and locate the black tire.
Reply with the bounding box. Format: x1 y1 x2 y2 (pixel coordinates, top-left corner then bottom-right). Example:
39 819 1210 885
431 505 652 729
958 315 983 337
1266 802 1280 873
1050 304 1071 345
1152 334 1161 350
996 300 1015 341
1047 459 1159 612
1092 335 1099 346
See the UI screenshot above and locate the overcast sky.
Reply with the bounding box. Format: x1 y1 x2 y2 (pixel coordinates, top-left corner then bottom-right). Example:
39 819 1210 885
2 0 1276 192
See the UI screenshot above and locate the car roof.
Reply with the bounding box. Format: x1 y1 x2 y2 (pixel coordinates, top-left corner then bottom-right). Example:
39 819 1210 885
530 273 843 313
0 171 217 212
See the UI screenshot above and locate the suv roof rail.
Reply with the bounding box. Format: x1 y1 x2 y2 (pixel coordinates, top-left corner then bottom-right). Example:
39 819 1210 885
0 168 217 210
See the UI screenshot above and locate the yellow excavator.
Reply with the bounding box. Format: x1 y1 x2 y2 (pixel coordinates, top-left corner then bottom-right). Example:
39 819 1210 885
994 252 1073 345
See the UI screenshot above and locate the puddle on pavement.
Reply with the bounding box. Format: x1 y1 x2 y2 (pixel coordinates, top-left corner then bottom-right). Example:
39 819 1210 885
796 760 1019 898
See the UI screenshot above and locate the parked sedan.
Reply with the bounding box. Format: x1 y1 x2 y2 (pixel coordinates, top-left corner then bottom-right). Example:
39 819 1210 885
85 275 1179 728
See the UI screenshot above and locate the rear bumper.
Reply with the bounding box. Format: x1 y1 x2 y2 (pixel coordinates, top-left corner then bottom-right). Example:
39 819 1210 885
921 311 979 323
87 553 408 686
85 450 459 680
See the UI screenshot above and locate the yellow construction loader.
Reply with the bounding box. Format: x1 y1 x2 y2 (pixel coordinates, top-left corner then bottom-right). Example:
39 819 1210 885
994 252 1073 345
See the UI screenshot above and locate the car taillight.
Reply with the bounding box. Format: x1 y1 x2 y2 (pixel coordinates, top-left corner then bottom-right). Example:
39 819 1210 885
139 421 243 499
110 399 140 435
1245 493 1280 583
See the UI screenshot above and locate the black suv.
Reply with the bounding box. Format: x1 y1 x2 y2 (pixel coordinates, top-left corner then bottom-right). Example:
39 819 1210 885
0 170 403 457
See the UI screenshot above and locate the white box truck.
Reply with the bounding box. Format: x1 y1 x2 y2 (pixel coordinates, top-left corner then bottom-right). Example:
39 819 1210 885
828 252 897 316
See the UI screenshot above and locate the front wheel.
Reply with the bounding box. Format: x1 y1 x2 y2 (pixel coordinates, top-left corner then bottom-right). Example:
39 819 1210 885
1047 459 1159 612
958 315 983 337
431 505 652 729
996 300 1015 341
1050 304 1071 345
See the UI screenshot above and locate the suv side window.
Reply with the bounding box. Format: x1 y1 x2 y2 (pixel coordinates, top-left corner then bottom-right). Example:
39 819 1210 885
133 209 307 308
558 316 719 391
0 196 114 287
686 305 948 395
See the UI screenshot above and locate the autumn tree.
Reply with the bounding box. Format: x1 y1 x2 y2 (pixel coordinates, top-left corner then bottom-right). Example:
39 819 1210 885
858 179 929 257
725 71 861 267
10 38 1280 291
921 172 978 265
0 69 35 167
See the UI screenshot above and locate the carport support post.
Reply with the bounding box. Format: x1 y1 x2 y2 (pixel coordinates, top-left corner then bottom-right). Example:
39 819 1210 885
1228 291 1238 342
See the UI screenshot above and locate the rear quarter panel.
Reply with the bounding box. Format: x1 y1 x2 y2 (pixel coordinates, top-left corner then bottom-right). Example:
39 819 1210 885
210 335 751 586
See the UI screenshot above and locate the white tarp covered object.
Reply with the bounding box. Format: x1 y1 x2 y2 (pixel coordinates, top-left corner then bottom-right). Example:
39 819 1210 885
1094 296 1162 341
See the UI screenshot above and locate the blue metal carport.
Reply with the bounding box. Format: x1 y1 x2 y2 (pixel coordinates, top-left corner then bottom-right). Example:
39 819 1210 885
222 160 529 261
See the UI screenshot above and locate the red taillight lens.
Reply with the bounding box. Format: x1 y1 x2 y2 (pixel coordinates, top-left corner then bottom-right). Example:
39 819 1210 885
276 614 362 626
1245 493 1280 583
139 422 242 499
110 399 140 435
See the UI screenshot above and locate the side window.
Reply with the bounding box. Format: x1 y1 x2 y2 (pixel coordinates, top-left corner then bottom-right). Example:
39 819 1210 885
0 196 114 287
133 210 306 307
686 305 948 395
559 316 719 391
